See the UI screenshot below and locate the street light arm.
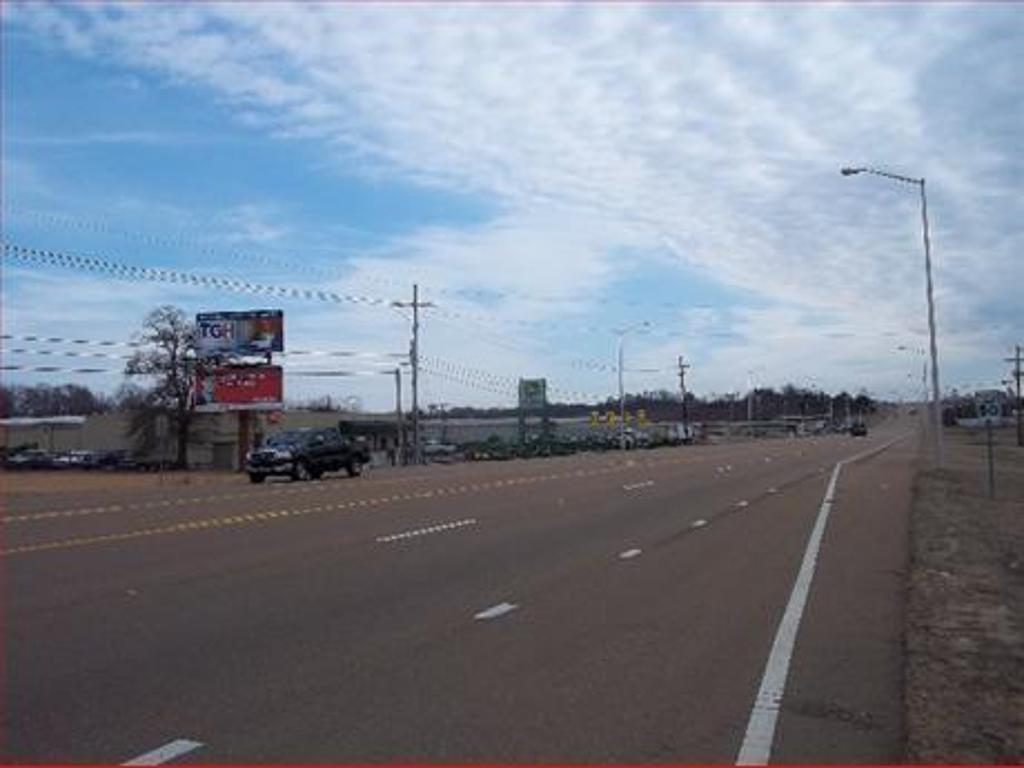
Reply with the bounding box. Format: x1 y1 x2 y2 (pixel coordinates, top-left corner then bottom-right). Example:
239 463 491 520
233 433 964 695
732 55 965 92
841 166 922 186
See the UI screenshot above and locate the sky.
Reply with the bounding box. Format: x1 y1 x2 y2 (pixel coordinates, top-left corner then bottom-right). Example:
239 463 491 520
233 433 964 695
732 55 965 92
2 2 1021 411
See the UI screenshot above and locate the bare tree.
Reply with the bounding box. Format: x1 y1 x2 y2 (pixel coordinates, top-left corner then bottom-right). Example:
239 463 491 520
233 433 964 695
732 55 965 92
125 306 197 467
0 383 113 417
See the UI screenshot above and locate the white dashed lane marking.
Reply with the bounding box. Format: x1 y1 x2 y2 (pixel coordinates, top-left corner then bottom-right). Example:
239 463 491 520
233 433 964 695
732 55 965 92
375 518 477 543
691 519 708 529
474 602 518 621
622 480 655 491
619 548 643 560
122 739 203 766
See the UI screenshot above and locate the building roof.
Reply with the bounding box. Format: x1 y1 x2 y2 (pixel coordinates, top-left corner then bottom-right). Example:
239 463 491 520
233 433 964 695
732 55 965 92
0 416 88 427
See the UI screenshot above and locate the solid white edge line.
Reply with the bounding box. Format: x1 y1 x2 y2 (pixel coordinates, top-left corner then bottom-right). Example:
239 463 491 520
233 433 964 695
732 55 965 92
735 434 906 765
122 739 203 766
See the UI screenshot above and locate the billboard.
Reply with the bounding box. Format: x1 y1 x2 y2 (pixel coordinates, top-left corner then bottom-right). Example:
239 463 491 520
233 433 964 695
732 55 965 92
194 366 283 412
518 378 547 410
196 310 284 358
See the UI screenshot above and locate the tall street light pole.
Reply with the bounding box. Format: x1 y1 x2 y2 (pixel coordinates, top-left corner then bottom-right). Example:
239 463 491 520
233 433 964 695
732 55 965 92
613 321 650 450
842 166 944 467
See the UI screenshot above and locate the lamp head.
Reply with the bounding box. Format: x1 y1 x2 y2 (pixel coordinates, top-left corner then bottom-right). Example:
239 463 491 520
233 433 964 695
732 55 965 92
840 167 864 176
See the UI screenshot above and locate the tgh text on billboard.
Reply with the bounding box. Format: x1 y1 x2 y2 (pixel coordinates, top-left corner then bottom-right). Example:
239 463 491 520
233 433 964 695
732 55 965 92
196 310 284 358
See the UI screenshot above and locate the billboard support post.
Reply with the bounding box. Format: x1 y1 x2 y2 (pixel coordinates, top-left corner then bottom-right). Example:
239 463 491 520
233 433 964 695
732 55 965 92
238 411 251 473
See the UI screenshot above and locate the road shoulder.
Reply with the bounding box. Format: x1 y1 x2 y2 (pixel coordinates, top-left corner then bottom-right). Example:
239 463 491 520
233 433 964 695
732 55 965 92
904 426 1023 763
770 437 916 763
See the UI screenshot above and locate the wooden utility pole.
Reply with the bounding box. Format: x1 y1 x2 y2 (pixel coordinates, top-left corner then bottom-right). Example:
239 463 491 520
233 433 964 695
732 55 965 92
677 356 691 431
392 284 433 464
394 367 404 465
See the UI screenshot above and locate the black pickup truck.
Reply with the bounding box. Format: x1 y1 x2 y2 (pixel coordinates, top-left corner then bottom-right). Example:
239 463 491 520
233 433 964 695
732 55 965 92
245 427 370 483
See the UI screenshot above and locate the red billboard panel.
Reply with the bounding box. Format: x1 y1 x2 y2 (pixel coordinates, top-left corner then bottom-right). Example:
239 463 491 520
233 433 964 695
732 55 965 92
194 366 283 411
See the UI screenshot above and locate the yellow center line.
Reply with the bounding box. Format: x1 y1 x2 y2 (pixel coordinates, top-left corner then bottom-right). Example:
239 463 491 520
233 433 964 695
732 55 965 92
2 457 660 556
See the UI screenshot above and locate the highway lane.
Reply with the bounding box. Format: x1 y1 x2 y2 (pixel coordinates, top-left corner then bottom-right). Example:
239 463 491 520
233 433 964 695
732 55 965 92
2 435 855 554
3 417 916 762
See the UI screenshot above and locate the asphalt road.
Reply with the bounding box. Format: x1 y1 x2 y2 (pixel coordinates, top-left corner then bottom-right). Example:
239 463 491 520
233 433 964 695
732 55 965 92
2 414 918 763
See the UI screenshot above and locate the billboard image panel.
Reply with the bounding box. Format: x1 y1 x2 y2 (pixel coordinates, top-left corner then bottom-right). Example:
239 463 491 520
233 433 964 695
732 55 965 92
196 310 284 358
194 365 283 412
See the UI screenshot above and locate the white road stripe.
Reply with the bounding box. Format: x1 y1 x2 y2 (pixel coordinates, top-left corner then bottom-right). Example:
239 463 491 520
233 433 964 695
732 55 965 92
474 601 518 620
736 500 750 508
122 739 203 766
690 518 708 529
618 548 643 559
376 518 476 543
736 434 906 765
622 480 655 491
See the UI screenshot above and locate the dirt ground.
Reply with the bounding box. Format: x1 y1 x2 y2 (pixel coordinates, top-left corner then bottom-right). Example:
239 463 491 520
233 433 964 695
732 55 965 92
906 424 1023 763
0 468 244 498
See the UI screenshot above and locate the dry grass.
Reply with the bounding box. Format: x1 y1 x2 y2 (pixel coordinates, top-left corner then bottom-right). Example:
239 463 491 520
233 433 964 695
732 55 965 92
905 426 1023 763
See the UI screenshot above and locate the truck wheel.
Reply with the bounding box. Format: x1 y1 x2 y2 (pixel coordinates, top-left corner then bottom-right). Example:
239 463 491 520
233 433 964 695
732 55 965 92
249 473 266 484
346 461 362 477
310 468 324 481
292 462 312 482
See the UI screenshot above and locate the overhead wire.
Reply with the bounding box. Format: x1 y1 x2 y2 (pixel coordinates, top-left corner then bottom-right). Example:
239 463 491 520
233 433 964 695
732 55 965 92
0 333 405 360
2 242 393 309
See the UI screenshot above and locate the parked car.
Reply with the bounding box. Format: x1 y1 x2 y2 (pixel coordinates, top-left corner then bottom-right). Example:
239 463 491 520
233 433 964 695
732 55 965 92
5 449 55 469
64 450 99 469
850 422 869 437
422 439 460 462
246 427 369 483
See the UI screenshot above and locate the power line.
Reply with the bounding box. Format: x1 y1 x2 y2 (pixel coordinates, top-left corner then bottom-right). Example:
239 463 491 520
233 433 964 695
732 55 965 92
4 206 351 282
0 333 405 360
3 242 393 309
0 363 399 378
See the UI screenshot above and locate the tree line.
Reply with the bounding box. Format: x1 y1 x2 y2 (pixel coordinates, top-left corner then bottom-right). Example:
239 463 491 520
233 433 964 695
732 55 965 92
5 305 878 468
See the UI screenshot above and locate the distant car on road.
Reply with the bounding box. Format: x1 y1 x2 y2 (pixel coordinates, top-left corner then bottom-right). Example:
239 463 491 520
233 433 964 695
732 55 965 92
850 422 868 437
422 439 459 462
246 427 369 483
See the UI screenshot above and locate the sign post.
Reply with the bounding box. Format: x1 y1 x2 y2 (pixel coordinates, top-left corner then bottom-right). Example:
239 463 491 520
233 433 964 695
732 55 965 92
978 397 1000 499
986 416 995 500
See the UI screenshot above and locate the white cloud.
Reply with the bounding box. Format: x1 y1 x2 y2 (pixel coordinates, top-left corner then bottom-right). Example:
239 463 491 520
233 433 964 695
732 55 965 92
6 2 1022 406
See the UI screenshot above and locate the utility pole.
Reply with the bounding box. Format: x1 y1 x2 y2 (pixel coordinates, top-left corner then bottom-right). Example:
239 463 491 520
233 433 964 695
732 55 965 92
747 372 755 438
678 356 691 432
1006 344 1022 447
392 283 433 465
618 338 626 450
394 367 404 465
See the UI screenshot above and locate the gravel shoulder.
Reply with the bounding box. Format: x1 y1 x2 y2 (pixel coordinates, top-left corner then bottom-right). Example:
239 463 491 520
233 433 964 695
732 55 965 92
906 425 1023 763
